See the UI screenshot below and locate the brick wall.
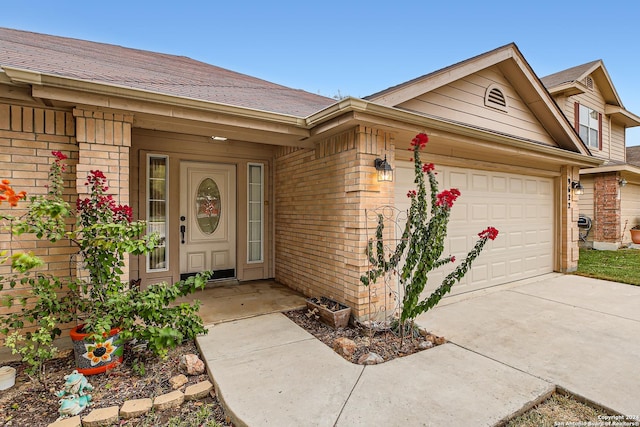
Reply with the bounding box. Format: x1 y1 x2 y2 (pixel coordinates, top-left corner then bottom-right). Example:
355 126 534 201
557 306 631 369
0 104 133 343
0 103 78 342
593 173 621 244
73 108 133 283
275 126 395 318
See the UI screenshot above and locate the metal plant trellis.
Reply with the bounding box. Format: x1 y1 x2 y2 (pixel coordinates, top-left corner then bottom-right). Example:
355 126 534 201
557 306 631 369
363 205 408 328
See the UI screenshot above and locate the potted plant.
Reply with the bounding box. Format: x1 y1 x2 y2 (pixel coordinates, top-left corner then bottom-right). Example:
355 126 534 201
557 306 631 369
631 225 640 244
306 296 351 329
1 152 210 377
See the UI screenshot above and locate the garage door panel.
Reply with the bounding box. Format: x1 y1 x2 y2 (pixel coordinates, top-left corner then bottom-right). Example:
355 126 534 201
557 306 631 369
449 235 470 252
491 261 507 280
450 171 468 188
450 204 468 221
509 205 523 219
492 176 507 191
492 204 507 219
396 162 554 296
471 204 488 221
472 174 488 190
509 178 524 193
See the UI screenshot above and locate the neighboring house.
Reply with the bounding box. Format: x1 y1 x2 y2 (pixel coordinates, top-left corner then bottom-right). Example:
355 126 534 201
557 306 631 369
0 27 601 327
542 62 640 248
628 146 640 167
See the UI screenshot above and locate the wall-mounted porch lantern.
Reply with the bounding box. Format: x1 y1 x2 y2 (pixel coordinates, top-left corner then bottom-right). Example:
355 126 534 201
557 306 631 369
571 180 584 195
374 156 393 182
620 178 628 187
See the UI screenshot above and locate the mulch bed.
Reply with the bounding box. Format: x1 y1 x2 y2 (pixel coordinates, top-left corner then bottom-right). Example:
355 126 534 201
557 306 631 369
0 340 233 427
284 308 446 364
1 310 445 426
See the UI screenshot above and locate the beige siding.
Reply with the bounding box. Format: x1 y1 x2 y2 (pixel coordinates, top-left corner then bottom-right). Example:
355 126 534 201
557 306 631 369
130 129 276 286
398 66 557 145
609 121 626 162
621 182 640 244
559 76 627 163
577 175 595 242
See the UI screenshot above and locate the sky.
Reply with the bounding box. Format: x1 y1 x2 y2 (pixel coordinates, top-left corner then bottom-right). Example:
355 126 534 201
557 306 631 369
2 0 640 145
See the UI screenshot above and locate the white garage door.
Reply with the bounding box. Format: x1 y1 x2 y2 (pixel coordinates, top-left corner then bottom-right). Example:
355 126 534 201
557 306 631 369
395 162 554 296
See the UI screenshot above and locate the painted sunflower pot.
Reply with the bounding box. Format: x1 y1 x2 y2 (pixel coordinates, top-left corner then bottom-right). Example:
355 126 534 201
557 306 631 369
69 325 124 375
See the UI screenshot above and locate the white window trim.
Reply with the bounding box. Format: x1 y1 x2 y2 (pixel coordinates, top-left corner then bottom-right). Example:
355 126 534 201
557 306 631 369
146 154 169 273
247 163 264 264
579 104 600 149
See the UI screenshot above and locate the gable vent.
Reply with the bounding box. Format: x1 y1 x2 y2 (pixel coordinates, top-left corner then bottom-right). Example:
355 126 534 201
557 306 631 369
585 76 594 90
484 84 508 112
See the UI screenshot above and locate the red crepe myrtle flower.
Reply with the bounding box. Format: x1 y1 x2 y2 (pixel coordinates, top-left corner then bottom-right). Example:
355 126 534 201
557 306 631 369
78 170 133 223
478 227 499 241
422 163 435 173
407 190 417 198
450 256 456 263
410 133 429 150
435 188 461 208
51 150 68 161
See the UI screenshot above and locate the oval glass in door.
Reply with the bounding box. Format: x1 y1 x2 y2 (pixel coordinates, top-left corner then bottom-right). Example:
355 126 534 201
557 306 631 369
195 178 221 234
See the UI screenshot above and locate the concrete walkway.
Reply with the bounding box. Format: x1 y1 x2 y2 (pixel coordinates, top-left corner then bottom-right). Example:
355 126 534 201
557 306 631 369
196 274 640 426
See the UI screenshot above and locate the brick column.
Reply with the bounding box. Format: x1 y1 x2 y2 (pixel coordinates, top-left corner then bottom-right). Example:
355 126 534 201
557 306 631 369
274 125 395 319
592 173 621 250
73 109 133 280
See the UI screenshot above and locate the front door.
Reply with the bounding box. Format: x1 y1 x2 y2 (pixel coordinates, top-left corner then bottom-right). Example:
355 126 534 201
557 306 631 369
180 161 236 280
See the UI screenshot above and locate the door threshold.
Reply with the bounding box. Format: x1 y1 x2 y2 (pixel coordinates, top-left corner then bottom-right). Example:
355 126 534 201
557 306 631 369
205 278 240 288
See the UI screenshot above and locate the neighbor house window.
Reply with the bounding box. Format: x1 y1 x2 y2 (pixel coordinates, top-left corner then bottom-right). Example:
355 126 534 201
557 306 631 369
576 103 601 149
247 163 264 263
147 155 169 271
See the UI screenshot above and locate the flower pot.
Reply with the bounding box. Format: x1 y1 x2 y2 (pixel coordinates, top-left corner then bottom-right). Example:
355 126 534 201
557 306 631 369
0 366 16 390
306 297 351 329
631 229 640 244
70 325 123 375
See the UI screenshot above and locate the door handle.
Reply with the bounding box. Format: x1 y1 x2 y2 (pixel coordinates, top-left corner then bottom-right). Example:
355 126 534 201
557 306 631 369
180 225 186 244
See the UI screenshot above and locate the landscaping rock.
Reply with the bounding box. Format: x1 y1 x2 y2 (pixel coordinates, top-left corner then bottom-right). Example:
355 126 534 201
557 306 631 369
153 390 184 411
419 340 434 350
81 406 119 427
184 380 214 400
333 337 357 358
179 354 205 375
169 374 188 389
357 352 384 365
119 398 152 419
425 334 446 345
47 416 81 427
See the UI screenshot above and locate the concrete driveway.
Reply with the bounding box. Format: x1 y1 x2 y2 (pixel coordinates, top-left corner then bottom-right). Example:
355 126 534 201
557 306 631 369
416 273 640 416
198 273 640 426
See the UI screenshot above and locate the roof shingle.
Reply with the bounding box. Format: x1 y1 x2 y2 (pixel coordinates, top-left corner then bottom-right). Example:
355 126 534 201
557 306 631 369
0 27 335 117
540 60 600 88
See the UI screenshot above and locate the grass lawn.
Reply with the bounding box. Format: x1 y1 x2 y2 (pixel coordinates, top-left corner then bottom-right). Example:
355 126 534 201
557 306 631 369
575 248 640 286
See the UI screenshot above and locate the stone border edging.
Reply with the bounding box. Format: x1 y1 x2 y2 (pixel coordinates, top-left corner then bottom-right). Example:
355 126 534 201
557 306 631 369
46 380 213 427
